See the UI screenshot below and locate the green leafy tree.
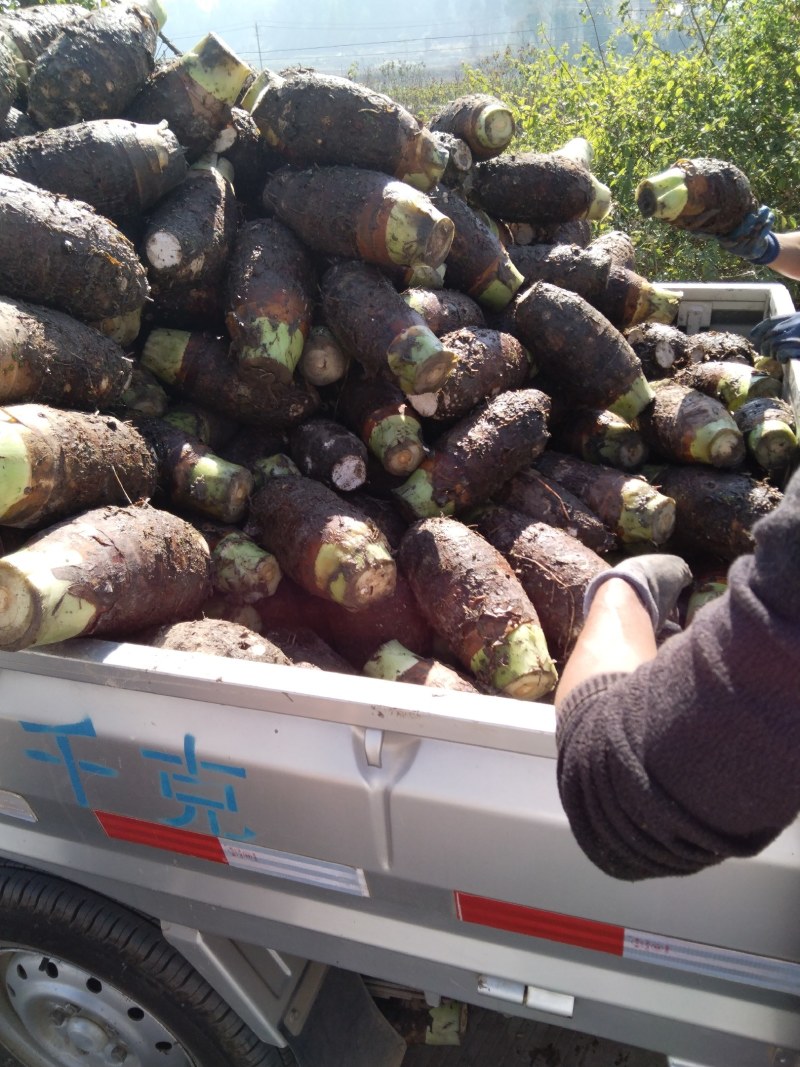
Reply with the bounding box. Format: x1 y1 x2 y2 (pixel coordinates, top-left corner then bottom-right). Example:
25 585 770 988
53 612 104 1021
459 0 800 284
368 0 799 289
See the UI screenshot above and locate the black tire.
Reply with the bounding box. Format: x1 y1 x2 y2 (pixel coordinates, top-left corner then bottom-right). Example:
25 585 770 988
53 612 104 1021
0 865 295 1067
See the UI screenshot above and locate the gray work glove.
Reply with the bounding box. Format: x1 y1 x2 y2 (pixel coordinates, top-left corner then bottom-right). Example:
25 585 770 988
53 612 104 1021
583 554 693 634
715 205 779 264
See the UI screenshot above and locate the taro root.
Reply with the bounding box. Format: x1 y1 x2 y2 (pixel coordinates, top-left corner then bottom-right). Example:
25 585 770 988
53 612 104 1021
248 475 397 612
250 68 447 191
0 502 211 651
398 515 558 699
636 157 758 234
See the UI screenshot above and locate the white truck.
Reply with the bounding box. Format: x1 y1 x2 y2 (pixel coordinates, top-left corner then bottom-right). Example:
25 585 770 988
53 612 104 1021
0 283 796 1067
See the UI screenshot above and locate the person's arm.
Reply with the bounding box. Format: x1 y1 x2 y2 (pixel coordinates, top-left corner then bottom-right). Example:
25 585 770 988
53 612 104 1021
711 206 800 278
555 578 656 706
557 551 689 704
555 471 800 881
765 230 800 280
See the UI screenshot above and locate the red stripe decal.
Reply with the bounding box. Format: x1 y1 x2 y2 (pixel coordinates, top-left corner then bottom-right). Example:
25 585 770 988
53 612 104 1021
455 892 625 956
95 811 226 864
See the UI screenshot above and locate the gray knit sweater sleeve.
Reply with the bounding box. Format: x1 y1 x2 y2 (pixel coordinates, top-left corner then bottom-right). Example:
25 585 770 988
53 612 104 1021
556 468 800 881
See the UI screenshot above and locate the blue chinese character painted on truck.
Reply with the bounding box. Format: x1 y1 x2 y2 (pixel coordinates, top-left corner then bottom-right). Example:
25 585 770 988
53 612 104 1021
21 717 118 807
141 733 255 840
19 718 254 842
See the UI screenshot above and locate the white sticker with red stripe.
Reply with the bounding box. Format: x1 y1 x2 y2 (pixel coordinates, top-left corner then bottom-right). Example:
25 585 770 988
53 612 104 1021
622 930 800 995
96 810 369 897
92 810 796 990
220 840 369 896
456 892 800 997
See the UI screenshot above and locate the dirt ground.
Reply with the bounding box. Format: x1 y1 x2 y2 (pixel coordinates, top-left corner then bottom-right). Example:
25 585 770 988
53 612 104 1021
394 1000 668 1067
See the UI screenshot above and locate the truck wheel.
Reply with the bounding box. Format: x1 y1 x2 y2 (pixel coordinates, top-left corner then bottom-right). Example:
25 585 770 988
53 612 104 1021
0 866 295 1067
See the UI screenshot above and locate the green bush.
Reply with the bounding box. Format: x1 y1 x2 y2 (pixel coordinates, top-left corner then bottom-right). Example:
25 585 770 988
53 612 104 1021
362 0 800 295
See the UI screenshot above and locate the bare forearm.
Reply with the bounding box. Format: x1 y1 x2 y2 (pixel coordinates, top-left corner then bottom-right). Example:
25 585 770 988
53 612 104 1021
769 231 800 280
555 578 657 708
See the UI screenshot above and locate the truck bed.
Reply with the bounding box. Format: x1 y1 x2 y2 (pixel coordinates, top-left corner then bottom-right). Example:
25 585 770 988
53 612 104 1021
0 283 797 1067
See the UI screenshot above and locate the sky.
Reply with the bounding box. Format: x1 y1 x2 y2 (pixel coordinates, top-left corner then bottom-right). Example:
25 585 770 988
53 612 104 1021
157 0 461 73
154 0 577 76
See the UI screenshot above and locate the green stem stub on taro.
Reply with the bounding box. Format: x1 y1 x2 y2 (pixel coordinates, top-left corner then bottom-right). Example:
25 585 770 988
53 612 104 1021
618 480 676 544
180 455 253 525
475 103 514 152
140 0 168 30
387 326 455 394
719 369 781 412
385 198 454 269
91 308 143 347
585 174 613 222
141 328 190 385
0 422 32 521
393 467 455 520
398 132 449 193
608 374 655 422
688 417 744 467
475 261 525 312
0 33 25 87
597 422 647 469
236 316 305 382
314 530 396 610
686 581 728 625
747 421 798 471
368 414 425 475
636 167 689 220
241 69 283 113
634 284 682 327
717 371 752 413
470 622 558 700
0 544 96 651
753 355 783 380
254 454 300 483
363 639 420 682
212 533 282 600
182 33 251 105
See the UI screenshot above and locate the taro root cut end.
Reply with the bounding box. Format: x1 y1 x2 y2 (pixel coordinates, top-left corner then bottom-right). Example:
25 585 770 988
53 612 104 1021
0 549 96 651
398 129 449 192
470 621 558 700
689 419 746 468
314 536 397 611
475 102 515 153
608 374 656 422
586 174 613 222
617 480 676 545
183 32 252 105
636 167 688 220
387 327 456 395
633 284 682 328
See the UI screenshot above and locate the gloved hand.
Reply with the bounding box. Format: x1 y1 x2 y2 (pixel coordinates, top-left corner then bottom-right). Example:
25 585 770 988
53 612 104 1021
749 312 800 363
716 205 779 264
583 554 693 634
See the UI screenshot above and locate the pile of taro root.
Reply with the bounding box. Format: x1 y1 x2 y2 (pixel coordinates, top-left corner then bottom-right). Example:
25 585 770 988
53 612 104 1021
0 0 793 703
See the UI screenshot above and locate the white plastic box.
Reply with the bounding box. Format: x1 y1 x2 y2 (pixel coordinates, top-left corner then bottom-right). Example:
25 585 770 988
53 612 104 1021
662 280 799 425
661 280 795 335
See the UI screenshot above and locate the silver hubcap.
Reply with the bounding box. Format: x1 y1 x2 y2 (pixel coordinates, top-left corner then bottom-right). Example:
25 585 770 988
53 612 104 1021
0 947 196 1066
